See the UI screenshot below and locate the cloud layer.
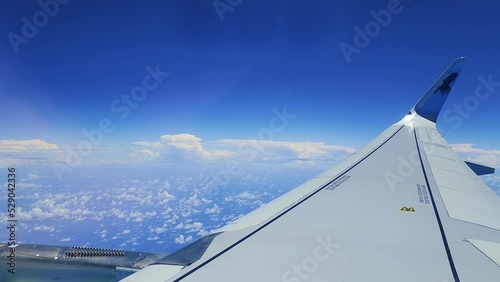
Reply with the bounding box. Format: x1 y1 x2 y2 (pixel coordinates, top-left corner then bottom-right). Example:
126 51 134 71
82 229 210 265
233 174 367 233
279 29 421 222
0 139 59 152
131 134 356 166
3 137 500 175
451 143 500 168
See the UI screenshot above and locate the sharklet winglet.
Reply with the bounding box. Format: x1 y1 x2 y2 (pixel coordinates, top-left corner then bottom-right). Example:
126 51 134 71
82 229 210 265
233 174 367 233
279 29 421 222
411 57 467 123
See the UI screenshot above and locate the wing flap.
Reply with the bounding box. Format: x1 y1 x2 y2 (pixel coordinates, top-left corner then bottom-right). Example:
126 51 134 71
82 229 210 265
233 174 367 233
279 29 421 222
417 128 500 231
468 239 500 267
121 265 184 282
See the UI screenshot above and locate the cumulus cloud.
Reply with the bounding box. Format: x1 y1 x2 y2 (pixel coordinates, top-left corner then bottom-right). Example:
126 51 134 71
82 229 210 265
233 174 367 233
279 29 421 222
111 208 127 219
217 139 356 163
0 139 59 152
0 133 357 168
7 135 499 256
33 225 55 232
183 194 203 207
174 234 193 244
157 191 175 205
132 133 233 161
129 149 161 162
0 139 61 167
26 198 70 219
153 227 168 234
238 192 257 199
131 133 356 166
481 175 500 195
25 173 41 180
451 144 500 167
205 204 221 215
17 182 42 189
197 229 210 237
184 222 203 233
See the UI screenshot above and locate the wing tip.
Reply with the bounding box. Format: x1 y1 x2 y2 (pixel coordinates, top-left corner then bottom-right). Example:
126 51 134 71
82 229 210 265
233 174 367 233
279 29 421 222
411 57 467 123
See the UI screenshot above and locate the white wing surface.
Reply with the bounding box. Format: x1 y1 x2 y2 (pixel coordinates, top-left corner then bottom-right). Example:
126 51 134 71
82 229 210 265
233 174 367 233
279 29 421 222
123 57 500 282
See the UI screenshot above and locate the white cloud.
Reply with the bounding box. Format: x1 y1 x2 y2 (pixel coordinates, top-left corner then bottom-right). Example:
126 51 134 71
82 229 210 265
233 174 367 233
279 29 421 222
129 149 161 162
16 207 33 220
197 229 210 237
217 139 355 161
70 209 92 217
182 194 203 207
481 175 500 195
100 230 108 238
132 133 355 166
0 139 59 152
133 133 233 161
111 208 127 219
28 198 70 219
25 173 41 180
205 204 221 215
33 225 55 232
238 192 257 199
60 237 71 242
17 182 42 189
0 139 62 167
451 144 500 167
157 191 175 205
129 210 143 218
154 227 168 234
0 133 357 168
174 234 193 244
184 222 203 233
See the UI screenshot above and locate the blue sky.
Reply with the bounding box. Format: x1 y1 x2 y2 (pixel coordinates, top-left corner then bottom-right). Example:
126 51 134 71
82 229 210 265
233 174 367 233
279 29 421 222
0 1 499 179
1 0 499 182
1 0 500 253
1 0 499 148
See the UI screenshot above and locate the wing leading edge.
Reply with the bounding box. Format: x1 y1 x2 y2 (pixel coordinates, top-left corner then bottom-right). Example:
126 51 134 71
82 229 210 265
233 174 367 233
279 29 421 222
120 58 500 282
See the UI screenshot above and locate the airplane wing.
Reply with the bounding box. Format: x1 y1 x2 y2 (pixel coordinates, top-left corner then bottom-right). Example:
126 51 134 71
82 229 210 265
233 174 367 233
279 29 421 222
121 57 500 282
3 58 499 281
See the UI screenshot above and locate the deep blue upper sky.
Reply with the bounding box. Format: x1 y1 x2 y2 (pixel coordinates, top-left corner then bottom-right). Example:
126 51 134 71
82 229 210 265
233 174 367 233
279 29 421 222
1 0 500 150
